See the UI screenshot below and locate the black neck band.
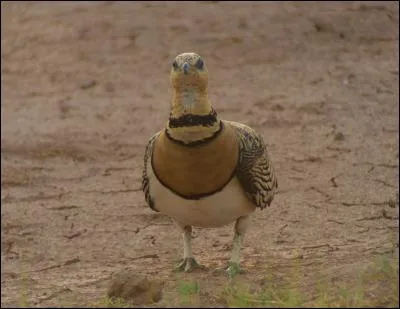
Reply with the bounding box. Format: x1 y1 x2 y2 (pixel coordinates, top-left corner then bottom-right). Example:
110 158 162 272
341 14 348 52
168 109 217 128
165 121 224 147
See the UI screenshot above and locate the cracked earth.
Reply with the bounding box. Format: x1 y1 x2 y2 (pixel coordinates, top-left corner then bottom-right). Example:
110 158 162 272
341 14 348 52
1 1 399 307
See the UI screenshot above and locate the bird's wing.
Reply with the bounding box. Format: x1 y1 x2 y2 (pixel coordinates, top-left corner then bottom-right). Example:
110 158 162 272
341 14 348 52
228 121 278 209
141 131 161 212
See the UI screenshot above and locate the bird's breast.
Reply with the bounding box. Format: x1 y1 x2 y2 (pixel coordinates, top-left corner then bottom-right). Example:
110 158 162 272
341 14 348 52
151 123 239 198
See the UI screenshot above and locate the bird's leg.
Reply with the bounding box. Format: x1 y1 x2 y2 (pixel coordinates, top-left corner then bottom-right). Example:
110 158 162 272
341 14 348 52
227 215 250 277
174 224 204 272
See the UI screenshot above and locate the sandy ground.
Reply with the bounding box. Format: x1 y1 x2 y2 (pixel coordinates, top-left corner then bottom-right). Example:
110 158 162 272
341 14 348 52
1 1 399 307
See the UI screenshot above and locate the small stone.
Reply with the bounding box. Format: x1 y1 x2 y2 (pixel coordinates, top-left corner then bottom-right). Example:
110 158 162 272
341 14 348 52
334 132 345 141
388 198 397 208
107 270 163 305
271 104 284 111
80 80 97 90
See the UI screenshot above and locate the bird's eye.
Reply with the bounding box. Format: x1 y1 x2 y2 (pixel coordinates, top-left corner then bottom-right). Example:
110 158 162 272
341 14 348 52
172 61 179 70
195 59 204 70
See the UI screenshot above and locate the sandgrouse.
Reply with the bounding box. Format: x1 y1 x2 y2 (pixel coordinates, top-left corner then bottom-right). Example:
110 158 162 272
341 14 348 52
142 52 278 277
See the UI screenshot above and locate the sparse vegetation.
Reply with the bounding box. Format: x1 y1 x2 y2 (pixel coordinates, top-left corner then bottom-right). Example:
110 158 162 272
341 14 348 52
177 280 201 307
206 255 398 308
11 252 399 308
98 296 131 308
18 270 30 308
99 255 399 308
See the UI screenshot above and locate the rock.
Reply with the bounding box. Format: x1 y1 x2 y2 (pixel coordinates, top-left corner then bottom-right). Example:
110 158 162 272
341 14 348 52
80 80 97 90
107 270 163 305
334 132 345 141
271 104 284 111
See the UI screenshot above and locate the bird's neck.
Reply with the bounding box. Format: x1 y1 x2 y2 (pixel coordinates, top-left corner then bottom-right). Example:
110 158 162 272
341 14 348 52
170 87 212 116
166 88 221 146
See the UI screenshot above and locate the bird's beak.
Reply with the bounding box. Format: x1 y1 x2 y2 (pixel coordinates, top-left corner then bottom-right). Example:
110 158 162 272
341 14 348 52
183 62 190 75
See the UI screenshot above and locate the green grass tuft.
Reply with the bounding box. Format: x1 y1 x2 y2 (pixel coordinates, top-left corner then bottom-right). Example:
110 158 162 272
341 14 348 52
96 296 131 308
177 280 200 307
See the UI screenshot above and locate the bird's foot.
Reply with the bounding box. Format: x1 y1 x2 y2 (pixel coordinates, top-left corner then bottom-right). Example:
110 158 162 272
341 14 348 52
226 262 242 278
174 257 205 272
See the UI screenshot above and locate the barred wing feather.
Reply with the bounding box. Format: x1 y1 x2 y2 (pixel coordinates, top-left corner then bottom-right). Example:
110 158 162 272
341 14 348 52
228 121 278 209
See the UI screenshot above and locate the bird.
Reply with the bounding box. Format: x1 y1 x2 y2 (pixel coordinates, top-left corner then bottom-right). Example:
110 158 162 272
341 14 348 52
141 52 278 277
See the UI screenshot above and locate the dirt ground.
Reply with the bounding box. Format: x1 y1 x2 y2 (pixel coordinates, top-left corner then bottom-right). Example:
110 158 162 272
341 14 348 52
1 1 399 307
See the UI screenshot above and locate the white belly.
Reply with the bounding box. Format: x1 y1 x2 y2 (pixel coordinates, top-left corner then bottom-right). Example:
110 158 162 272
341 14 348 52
147 161 256 227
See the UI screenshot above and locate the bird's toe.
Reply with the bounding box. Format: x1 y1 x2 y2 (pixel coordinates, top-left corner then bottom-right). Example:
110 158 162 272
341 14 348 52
226 262 242 278
174 258 205 272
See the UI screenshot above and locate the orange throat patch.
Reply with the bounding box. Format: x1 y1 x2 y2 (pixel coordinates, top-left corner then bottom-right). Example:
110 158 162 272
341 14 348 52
151 122 239 199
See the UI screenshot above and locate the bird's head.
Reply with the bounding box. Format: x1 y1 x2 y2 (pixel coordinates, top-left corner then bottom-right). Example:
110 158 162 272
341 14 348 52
167 52 219 143
170 52 208 91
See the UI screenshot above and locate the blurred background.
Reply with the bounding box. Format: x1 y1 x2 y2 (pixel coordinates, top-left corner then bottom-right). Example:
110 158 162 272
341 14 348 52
2 1 398 149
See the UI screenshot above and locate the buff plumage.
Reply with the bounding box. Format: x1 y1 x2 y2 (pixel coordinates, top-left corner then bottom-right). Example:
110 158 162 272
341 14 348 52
141 52 277 276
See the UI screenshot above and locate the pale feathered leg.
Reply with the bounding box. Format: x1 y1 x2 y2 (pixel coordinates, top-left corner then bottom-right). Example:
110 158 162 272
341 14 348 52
227 215 250 277
174 223 205 272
